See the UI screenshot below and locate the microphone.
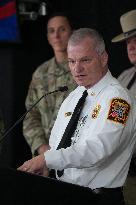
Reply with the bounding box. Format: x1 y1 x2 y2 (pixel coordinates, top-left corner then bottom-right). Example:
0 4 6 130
0 86 68 142
57 86 68 92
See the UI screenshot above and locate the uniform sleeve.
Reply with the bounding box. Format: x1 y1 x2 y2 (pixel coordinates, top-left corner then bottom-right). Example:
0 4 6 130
117 70 126 82
45 91 133 171
23 71 48 156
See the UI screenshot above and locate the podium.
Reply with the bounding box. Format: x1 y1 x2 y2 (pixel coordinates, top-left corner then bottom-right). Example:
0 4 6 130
0 166 98 204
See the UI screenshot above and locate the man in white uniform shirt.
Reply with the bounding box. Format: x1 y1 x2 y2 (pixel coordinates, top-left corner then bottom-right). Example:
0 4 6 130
18 28 136 205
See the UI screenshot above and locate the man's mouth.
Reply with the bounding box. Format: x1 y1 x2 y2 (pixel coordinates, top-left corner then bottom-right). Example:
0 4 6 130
75 74 86 79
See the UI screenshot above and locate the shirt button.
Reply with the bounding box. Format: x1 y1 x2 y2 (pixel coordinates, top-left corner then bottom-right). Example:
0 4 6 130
90 92 95 96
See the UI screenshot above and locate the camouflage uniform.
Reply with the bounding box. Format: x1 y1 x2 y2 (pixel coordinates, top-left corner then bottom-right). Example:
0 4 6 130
23 57 77 155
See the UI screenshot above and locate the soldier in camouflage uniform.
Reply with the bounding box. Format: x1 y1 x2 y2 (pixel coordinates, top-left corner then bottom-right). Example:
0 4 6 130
23 13 77 165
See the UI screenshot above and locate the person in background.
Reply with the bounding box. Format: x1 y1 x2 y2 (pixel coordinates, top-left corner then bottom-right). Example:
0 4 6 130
112 9 136 96
18 28 136 205
112 9 136 205
23 12 77 169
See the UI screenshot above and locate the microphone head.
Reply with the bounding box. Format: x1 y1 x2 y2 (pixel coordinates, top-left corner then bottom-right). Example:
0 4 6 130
58 86 68 92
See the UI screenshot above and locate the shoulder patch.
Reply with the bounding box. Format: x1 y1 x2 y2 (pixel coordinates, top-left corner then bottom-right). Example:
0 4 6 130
107 98 130 125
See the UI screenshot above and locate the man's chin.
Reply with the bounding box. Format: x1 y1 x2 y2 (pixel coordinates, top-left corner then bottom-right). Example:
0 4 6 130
75 80 84 86
129 56 136 65
75 81 89 88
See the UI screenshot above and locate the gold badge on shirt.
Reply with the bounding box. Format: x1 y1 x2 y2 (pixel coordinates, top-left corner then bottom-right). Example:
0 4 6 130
92 104 101 119
65 112 72 117
107 98 130 125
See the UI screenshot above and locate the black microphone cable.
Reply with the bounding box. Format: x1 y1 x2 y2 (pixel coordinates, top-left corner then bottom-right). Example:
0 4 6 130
0 86 68 142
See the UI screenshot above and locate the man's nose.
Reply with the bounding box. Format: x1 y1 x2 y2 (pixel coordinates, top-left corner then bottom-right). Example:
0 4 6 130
73 61 83 72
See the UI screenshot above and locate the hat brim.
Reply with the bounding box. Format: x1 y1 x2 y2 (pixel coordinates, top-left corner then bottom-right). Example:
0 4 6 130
112 31 136 43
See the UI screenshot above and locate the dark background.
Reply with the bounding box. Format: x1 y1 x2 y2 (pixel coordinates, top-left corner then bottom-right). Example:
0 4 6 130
0 0 135 168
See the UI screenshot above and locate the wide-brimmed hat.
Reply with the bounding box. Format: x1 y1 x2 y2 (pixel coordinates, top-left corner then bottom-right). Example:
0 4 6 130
112 9 136 43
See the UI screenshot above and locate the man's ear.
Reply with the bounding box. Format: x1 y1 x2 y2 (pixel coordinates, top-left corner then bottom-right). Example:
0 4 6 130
101 51 108 67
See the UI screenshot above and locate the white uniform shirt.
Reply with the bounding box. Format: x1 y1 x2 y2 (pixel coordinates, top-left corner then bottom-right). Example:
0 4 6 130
45 71 136 189
118 66 136 98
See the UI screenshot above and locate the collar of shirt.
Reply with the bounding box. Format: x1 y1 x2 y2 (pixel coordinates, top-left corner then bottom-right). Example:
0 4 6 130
86 70 119 98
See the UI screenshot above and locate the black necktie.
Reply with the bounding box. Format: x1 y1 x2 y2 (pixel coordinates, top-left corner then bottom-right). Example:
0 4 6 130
127 71 136 89
57 90 88 177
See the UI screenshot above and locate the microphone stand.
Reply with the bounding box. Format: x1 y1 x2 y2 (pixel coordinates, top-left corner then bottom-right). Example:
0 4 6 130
0 86 68 142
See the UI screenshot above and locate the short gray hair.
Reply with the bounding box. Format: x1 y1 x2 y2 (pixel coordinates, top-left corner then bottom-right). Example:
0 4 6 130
68 28 105 54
